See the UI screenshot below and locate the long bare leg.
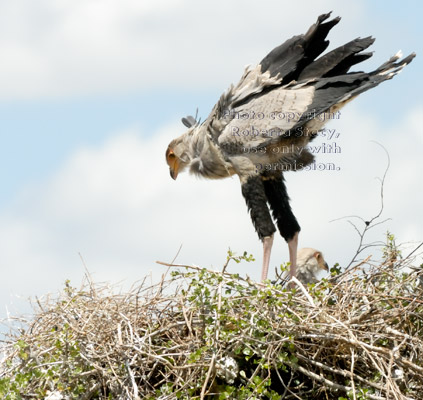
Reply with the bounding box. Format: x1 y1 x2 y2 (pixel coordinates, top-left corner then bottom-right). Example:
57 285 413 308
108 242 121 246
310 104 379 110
287 231 299 279
261 234 274 281
263 174 300 281
240 176 276 282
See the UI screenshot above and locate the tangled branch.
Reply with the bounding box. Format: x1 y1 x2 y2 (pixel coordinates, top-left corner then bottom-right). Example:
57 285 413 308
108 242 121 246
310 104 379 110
1 244 422 399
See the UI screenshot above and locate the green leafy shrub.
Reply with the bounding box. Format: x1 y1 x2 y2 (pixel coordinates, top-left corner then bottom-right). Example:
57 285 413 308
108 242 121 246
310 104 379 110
1 237 422 399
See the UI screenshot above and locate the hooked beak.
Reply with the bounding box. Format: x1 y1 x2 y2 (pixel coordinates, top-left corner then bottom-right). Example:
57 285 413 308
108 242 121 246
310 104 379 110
169 158 179 180
170 168 177 180
323 262 329 271
166 147 180 180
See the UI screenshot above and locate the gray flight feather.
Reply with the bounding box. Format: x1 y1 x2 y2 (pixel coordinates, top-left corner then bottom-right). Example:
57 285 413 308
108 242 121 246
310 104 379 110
171 13 415 181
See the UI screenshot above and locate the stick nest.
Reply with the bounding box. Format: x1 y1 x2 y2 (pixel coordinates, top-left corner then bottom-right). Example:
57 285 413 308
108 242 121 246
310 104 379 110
1 250 423 400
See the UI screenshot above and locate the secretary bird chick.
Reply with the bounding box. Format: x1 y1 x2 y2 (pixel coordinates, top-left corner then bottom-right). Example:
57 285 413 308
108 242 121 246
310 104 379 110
296 248 329 285
165 12 415 282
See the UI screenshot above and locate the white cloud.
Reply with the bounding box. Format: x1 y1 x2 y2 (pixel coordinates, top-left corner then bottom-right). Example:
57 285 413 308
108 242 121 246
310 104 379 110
1 105 422 322
0 0 420 323
289 103 423 265
0 0 379 100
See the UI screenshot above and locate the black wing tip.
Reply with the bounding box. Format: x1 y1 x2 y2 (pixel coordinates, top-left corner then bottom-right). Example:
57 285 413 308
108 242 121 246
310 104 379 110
404 52 417 63
377 51 416 74
317 12 332 22
362 36 376 45
316 11 341 25
304 12 340 40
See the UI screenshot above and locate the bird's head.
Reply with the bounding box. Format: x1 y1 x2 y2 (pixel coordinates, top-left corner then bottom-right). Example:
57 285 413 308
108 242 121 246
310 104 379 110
166 114 199 180
314 250 329 272
166 129 197 180
297 248 329 273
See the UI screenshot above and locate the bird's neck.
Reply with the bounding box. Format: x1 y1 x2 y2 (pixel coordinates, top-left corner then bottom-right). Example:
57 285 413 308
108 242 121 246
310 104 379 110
188 126 234 179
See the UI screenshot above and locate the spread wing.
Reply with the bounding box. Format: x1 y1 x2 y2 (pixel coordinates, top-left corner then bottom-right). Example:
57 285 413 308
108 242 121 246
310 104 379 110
217 84 316 153
203 12 414 162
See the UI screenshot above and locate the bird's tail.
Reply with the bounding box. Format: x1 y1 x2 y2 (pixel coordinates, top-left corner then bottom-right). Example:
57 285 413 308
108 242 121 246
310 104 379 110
374 50 416 78
337 50 416 101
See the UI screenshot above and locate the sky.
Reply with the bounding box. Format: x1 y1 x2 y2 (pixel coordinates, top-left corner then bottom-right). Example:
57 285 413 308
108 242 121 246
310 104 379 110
0 0 422 332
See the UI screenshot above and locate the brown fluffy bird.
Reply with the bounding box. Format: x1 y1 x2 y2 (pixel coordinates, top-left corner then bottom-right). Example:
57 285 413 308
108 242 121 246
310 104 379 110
296 248 329 285
165 12 415 282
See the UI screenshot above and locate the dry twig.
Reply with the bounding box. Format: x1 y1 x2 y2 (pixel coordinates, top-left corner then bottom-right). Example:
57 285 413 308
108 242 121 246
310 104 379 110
1 248 422 399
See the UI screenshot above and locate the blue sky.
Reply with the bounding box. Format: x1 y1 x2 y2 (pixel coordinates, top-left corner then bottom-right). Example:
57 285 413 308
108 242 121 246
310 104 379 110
0 0 422 329
0 91 218 207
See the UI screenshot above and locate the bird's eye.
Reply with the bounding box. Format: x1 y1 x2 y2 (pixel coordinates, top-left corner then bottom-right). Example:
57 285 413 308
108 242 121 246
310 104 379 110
166 147 176 161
